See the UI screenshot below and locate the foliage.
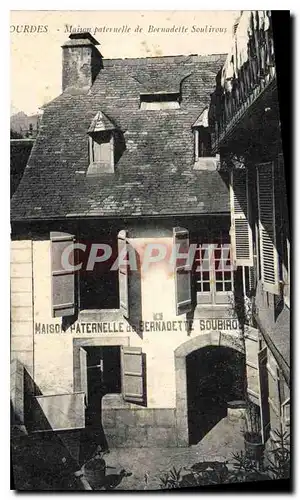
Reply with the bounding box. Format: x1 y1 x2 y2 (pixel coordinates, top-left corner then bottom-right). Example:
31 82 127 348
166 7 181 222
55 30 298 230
159 467 182 489
266 428 290 480
158 429 290 489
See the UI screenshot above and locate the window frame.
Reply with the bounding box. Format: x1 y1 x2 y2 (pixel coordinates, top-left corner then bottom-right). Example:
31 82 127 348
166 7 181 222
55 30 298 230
194 234 234 305
88 132 114 173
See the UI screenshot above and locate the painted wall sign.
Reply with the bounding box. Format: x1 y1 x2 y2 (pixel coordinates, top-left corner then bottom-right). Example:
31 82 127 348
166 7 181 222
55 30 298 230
35 318 240 335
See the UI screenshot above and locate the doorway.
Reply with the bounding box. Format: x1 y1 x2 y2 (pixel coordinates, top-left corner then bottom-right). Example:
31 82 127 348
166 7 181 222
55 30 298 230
186 346 245 444
78 345 121 463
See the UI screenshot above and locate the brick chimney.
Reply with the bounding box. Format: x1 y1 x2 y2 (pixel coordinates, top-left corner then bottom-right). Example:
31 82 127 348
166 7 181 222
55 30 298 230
61 33 103 92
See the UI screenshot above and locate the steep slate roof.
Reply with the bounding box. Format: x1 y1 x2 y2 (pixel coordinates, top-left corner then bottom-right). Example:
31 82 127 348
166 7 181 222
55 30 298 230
11 53 229 221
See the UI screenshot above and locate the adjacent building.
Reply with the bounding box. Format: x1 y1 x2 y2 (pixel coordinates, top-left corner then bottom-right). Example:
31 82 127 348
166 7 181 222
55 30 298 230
208 10 290 445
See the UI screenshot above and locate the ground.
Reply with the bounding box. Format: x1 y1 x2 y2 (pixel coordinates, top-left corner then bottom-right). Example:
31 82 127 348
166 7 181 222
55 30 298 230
12 416 245 491
99 417 244 490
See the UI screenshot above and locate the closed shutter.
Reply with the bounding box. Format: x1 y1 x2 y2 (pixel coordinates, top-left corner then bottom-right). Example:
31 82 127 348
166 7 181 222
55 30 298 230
258 347 270 443
257 162 279 294
79 347 88 407
50 232 76 318
121 346 144 404
118 230 129 318
229 170 253 267
173 227 192 315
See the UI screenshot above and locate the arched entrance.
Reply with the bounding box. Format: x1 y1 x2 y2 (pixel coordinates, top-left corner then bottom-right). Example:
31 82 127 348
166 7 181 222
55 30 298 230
174 331 245 447
187 346 244 444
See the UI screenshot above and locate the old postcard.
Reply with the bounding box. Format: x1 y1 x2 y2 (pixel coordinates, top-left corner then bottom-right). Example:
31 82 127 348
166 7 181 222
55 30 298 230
10 10 290 491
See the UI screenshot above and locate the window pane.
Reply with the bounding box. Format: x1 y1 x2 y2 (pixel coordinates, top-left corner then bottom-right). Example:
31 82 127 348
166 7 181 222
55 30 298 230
202 272 209 281
216 282 223 291
214 259 221 271
225 281 232 291
203 282 210 292
215 272 222 281
224 271 232 281
214 249 221 259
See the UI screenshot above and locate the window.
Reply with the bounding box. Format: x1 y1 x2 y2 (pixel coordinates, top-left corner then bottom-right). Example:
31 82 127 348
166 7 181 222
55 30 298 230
50 229 130 318
78 234 119 310
257 162 279 295
194 233 234 305
140 92 180 110
194 127 212 159
87 111 116 174
78 345 146 407
88 132 114 174
193 108 214 162
85 346 121 396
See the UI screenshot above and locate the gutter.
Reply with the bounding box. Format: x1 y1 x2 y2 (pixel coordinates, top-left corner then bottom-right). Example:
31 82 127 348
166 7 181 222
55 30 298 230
11 212 230 223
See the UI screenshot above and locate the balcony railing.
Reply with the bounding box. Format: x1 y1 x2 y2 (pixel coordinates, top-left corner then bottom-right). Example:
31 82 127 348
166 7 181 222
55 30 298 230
209 11 276 152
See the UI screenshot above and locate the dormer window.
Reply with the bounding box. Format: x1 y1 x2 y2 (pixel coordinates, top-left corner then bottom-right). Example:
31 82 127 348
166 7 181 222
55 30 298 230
192 107 212 160
87 111 116 175
192 108 219 170
140 92 180 110
195 127 212 159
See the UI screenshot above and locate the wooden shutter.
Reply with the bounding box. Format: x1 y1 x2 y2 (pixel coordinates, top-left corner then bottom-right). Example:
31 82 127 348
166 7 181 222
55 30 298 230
79 347 88 407
257 162 279 294
266 353 281 432
230 170 253 267
244 328 259 403
121 346 144 404
258 347 270 443
118 230 129 318
281 397 290 432
50 232 76 318
173 227 192 315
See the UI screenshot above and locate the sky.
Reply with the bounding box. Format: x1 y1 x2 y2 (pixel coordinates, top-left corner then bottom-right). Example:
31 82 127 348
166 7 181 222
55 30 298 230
10 10 240 115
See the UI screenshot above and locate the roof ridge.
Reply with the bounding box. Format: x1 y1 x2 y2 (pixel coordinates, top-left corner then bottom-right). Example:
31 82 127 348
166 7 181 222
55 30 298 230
102 53 227 64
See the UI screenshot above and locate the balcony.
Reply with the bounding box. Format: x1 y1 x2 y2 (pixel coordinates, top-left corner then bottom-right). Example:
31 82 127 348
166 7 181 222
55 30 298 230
209 11 276 153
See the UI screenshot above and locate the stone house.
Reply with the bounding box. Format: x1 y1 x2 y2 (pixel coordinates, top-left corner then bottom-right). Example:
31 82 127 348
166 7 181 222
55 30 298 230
11 32 251 452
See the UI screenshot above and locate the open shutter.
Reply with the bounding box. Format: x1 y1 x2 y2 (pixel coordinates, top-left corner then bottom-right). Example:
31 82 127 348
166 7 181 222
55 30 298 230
50 232 76 318
230 169 253 267
121 346 144 404
173 227 192 316
258 347 270 443
118 230 129 318
257 162 279 294
79 347 88 407
244 327 260 404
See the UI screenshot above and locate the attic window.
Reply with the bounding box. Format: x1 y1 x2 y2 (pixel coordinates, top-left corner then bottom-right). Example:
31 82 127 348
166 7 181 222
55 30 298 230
140 92 180 110
89 132 114 172
192 108 212 159
194 128 212 158
87 111 116 175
